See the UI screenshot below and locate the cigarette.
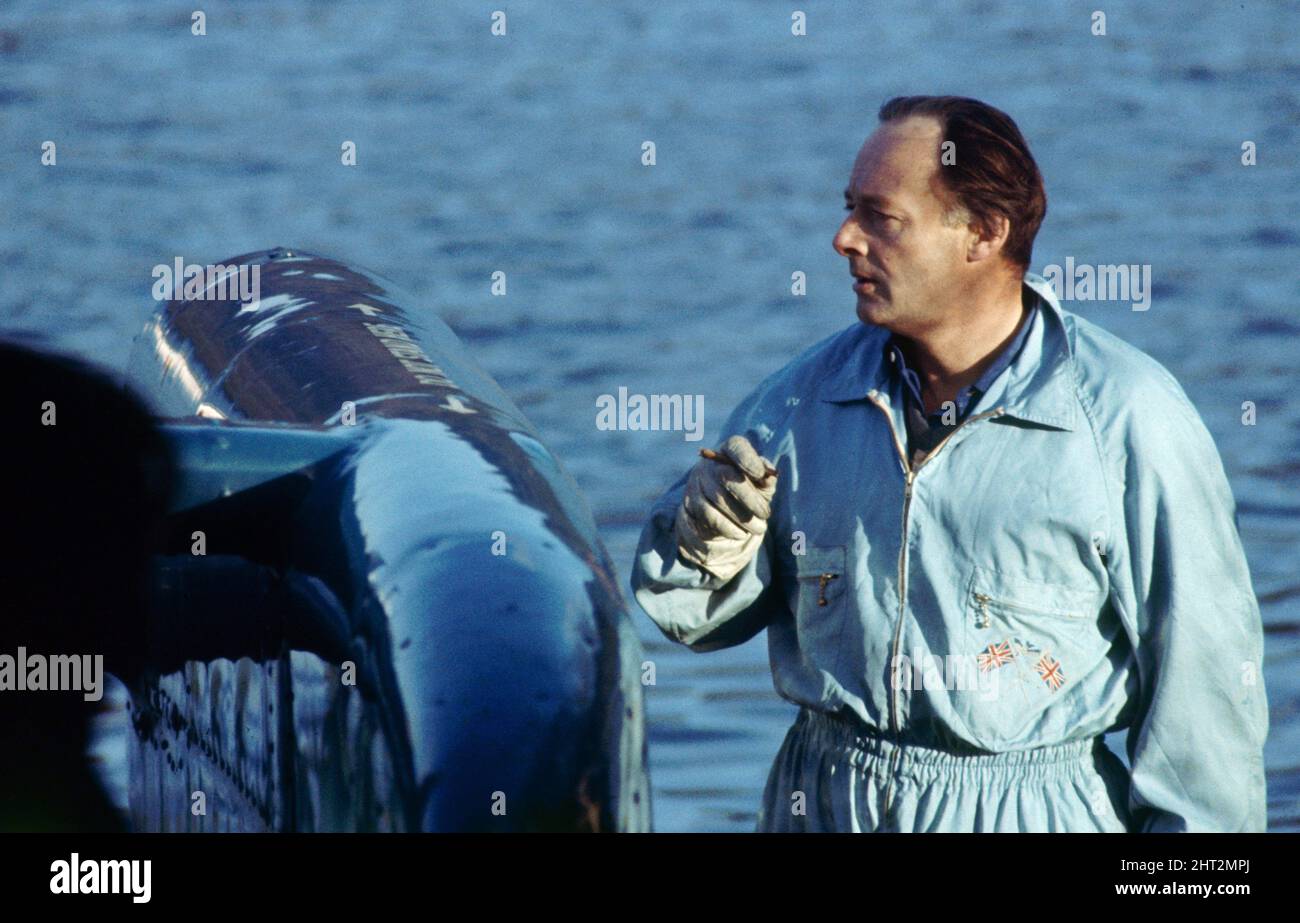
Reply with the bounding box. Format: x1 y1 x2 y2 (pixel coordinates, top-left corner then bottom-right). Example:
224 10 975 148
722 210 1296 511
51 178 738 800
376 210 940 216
699 447 778 480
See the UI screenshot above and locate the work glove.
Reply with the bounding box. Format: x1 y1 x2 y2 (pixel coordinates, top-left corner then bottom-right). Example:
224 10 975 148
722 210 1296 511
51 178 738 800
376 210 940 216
674 435 777 582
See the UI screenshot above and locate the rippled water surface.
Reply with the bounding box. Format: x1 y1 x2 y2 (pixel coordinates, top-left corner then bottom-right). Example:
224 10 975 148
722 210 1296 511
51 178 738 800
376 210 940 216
2 0 1296 831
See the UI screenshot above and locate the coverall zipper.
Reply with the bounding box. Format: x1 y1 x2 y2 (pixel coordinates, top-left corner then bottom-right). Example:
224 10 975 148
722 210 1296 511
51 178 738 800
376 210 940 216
864 392 1007 825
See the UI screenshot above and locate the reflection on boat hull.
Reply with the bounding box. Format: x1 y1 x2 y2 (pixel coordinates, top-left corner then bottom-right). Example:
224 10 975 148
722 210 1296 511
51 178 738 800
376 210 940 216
126 248 651 831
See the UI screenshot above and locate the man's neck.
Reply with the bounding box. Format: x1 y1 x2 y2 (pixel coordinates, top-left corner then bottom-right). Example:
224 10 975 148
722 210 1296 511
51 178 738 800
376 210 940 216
895 281 1030 415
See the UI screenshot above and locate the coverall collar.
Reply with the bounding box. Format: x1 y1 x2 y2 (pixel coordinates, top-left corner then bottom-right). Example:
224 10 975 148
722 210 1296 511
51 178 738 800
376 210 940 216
818 271 1077 432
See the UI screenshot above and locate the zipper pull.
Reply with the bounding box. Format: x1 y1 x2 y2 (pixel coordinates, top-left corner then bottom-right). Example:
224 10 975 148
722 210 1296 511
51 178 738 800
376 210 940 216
973 592 992 628
817 573 839 607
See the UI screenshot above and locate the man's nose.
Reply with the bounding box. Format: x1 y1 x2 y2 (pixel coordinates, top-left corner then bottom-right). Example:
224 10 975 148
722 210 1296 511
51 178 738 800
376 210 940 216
833 217 866 258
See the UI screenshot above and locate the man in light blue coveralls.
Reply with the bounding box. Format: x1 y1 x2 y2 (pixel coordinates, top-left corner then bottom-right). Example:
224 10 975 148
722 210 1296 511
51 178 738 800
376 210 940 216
630 96 1269 832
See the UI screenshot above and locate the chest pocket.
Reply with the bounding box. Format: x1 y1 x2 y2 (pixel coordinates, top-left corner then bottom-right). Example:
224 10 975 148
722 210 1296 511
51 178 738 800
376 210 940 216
782 545 851 659
791 545 847 608
958 565 1103 748
966 565 1097 640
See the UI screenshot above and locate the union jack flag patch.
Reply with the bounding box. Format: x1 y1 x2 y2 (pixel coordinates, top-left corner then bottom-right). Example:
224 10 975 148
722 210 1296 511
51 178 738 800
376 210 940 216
977 641 1014 672
1035 654 1065 691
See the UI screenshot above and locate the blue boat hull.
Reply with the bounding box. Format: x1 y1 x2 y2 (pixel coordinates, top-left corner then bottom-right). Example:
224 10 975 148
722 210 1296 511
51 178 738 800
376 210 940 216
126 248 651 831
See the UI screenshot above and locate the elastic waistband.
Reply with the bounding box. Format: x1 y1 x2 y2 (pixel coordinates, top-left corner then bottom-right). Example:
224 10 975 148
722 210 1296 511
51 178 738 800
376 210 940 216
797 708 1100 781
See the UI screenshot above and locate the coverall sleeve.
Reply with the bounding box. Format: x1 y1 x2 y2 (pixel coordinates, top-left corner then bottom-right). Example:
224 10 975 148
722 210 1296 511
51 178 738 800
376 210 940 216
1110 389 1269 832
629 391 784 653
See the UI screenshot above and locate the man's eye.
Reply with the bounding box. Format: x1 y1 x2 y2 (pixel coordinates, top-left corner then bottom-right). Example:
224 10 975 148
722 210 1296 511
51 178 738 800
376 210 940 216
844 203 896 222
844 203 900 228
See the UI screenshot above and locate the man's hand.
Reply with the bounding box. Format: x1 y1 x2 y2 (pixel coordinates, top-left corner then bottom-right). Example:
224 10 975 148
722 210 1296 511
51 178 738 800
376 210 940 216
674 435 778 582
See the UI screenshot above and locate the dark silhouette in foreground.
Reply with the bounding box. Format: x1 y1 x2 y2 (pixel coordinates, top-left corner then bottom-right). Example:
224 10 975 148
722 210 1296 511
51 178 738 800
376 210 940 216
0 340 174 831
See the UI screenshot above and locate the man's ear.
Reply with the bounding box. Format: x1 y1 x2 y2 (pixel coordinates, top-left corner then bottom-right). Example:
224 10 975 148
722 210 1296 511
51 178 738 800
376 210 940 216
966 214 1010 264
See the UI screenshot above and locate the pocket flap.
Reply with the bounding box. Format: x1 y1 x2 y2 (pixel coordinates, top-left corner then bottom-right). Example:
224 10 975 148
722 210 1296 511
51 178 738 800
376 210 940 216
793 545 847 578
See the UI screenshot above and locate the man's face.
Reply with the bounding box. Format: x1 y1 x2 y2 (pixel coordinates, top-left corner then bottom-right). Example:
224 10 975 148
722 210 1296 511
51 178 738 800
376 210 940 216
833 116 974 335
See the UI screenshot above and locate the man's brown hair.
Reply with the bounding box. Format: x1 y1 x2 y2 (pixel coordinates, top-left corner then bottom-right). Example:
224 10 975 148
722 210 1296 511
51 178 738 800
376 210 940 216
878 95 1046 273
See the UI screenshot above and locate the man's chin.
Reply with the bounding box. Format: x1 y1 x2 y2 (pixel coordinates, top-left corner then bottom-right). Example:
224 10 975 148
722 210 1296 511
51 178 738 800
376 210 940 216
855 295 891 326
